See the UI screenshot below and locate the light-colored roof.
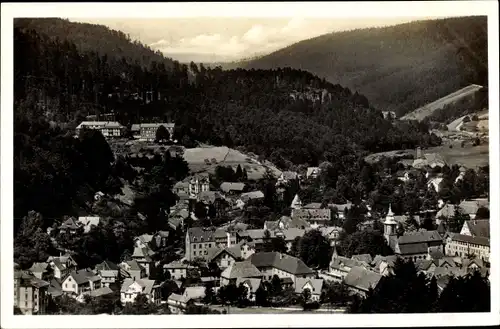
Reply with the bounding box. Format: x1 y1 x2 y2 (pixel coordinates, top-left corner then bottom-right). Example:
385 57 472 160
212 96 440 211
132 246 155 261
240 191 265 202
220 182 246 193
76 121 124 129
163 260 191 269
330 255 370 271
351 254 373 264
291 209 331 221
183 286 206 301
78 216 100 232
29 262 49 273
135 234 154 244
344 266 383 292
221 261 262 279
121 278 156 294
436 204 456 218
306 167 321 177
459 200 489 216
248 252 314 275
281 171 298 180
137 123 175 128
303 202 322 209
294 278 323 295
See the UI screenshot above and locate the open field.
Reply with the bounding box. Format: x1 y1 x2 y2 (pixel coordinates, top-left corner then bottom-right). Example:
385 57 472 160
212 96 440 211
400 84 483 122
183 146 282 180
365 142 489 169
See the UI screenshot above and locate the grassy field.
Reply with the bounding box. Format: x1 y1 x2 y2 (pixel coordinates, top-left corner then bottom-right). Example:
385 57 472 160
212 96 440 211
400 84 483 121
183 146 282 180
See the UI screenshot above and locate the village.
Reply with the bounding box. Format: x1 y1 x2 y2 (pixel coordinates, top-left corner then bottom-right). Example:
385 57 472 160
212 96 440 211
14 118 490 315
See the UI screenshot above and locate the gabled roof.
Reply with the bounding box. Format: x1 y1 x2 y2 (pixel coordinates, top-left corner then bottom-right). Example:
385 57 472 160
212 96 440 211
198 191 224 204
239 191 265 202
280 171 298 180
89 286 114 297
15 270 50 289
135 234 154 245
220 182 246 193
163 260 191 269
221 261 262 279
330 255 369 271
351 254 373 264
328 203 353 212
95 260 120 271
59 217 82 230
294 278 323 295
303 202 322 209
236 277 262 293
187 227 216 242
436 204 456 218
78 216 100 232
132 246 155 261
123 259 145 271
459 200 489 216
464 219 490 238
371 255 398 271
450 233 490 247
121 278 156 294
344 266 383 292
29 262 49 273
291 209 331 221
67 269 101 285
248 252 314 275
306 167 321 177
398 230 443 245
183 286 206 301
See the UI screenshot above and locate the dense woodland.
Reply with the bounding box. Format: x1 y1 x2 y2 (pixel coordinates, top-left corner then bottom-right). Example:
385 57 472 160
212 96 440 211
230 16 488 116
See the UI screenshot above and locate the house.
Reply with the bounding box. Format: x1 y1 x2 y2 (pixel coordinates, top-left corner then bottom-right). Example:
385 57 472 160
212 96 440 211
188 173 210 199
28 262 50 280
435 204 456 224
173 181 190 197
329 249 371 281
61 269 102 296
396 231 444 261
458 200 489 219
185 227 217 261
247 252 315 283
163 261 193 280
412 153 447 169
120 278 162 305
273 228 307 252
183 286 206 303
47 254 78 280
371 255 398 276
95 260 126 288
306 167 321 179
291 208 331 228
276 171 299 186
76 121 125 138
236 191 265 209
351 254 373 264
427 177 443 193
460 219 490 238
343 266 383 298
328 203 353 219
80 286 114 302
77 216 100 233
134 234 154 249
445 233 490 262
131 123 175 141
264 216 310 232
294 278 324 301
220 261 263 286
319 226 343 246
58 217 82 234
207 240 256 269
14 269 50 315
119 260 147 281
152 231 170 248
131 246 156 277
220 182 246 194
167 293 193 314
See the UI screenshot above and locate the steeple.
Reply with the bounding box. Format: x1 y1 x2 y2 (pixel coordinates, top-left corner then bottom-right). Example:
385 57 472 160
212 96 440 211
291 194 302 210
383 204 398 239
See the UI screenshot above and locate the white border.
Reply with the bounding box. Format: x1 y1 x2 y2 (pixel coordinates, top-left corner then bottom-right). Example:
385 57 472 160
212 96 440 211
1 1 499 328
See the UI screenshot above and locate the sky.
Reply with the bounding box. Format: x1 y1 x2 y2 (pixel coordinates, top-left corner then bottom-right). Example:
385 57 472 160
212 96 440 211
75 17 433 63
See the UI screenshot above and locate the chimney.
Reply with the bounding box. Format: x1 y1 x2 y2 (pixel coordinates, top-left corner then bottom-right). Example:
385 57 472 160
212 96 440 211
226 232 231 248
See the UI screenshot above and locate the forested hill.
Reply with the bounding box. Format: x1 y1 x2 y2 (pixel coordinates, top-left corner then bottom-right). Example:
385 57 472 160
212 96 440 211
14 26 441 222
229 16 488 117
14 18 176 70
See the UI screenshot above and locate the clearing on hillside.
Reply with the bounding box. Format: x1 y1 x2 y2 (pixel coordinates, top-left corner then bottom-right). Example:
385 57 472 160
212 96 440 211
400 84 483 122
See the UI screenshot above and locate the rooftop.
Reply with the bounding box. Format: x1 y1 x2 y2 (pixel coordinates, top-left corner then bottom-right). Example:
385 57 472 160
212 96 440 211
248 252 314 275
221 261 263 279
344 266 383 292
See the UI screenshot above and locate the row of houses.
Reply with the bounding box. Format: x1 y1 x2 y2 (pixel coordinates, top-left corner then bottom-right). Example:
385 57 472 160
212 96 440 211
75 121 175 141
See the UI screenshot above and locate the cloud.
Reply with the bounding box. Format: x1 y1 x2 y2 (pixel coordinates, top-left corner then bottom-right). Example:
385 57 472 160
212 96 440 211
149 17 321 61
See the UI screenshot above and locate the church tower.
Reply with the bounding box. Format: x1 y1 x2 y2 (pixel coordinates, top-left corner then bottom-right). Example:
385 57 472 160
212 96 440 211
383 204 398 244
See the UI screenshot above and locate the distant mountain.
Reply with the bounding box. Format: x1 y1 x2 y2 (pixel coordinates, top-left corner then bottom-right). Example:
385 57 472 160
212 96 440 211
14 18 176 70
231 16 488 116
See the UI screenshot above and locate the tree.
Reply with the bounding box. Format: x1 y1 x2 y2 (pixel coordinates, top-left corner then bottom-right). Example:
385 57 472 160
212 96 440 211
155 125 170 143
475 206 489 219
194 201 208 220
270 275 283 295
297 229 331 269
122 293 158 314
237 283 249 307
255 285 269 306
301 288 311 307
437 271 490 312
203 282 216 304
338 229 393 258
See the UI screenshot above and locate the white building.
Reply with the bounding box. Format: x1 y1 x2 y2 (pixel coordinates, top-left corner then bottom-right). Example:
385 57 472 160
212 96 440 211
120 279 162 305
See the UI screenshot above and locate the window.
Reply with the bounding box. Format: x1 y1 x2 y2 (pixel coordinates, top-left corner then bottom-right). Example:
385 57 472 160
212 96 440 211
193 244 197 249
72 284 75 289
65 283 68 288
199 244 202 249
